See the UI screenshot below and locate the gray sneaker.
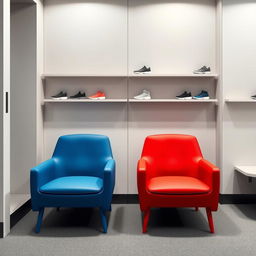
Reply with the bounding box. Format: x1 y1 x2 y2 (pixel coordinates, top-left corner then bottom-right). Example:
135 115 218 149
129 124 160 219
134 90 151 100
193 66 211 74
134 66 151 74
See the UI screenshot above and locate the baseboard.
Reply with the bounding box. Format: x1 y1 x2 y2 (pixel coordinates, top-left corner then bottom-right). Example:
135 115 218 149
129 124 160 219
10 199 31 229
0 222 3 238
113 194 256 205
112 194 138 204
220 194 256 204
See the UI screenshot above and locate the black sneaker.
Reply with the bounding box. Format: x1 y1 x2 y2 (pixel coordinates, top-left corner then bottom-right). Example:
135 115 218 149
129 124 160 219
134 66 151 74
51 91 68 100
193 66 211 74
69 91 86 99
176 91 192 100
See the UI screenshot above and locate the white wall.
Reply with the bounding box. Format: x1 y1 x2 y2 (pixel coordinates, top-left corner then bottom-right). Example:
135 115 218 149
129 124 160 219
10 3 37 194
128 0 216 74
44 0 128 75
43 0 218 194
222 0 256 194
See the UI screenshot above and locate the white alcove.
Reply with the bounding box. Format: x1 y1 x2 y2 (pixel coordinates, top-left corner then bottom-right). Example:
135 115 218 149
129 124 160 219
10 0 37 214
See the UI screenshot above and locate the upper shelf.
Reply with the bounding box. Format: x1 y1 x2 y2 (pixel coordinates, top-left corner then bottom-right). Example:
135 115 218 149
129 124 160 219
41 74 126 79
41 73 218 79
225 99 256 103
129 74 218 78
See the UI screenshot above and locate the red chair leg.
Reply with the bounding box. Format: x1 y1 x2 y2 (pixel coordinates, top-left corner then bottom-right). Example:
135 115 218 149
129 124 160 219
142 209 150 233
195 207 198 211
206 208 215 233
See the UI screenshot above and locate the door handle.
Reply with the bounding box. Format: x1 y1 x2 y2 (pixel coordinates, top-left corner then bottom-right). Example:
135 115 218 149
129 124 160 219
5 92 8 113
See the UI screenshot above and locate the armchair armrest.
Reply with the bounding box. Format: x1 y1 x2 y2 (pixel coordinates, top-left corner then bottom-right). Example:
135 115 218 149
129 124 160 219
30 158 57 194
198 159 220 193
103 159 115 193
137 158 148 195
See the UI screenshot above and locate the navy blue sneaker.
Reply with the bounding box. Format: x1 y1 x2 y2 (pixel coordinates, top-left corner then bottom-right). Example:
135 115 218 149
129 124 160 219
193 90 210 100
176 91 192 100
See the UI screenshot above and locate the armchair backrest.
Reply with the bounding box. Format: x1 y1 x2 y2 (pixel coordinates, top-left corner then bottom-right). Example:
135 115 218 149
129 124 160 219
141 134 203 177
52 134 113 177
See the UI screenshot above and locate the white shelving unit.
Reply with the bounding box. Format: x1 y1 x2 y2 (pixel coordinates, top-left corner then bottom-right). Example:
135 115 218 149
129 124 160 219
225 99 256 103
10 194 30 215
235 166 256 178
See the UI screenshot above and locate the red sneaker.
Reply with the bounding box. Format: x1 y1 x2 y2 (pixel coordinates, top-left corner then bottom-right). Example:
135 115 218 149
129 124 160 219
88 91 106 100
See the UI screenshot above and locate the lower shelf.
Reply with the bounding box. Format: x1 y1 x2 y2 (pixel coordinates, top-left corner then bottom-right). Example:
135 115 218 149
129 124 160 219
44 99 218 103
225 99 256 103
235 166 256 178
44 99 127 103
129 99 218 103
10 194 30 214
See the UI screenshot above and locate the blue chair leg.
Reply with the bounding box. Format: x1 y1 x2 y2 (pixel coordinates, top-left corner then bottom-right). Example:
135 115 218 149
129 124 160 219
35 208 44 233
100 208 108 233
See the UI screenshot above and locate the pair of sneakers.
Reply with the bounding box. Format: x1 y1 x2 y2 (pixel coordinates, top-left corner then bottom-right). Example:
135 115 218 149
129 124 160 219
51 91 86 100
51 91 106 100
176 90 210 100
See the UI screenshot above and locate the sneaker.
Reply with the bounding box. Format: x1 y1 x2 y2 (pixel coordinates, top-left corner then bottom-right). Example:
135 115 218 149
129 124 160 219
69 91 86 99
176 91 192 100
134 66 151 74
251 94 256 100
88 91 106 100
51 91 68 100
193 66 211 74
134 89 151 100
193 90 210 100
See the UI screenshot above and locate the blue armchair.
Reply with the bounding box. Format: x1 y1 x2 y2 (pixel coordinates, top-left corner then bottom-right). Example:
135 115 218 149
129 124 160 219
30 134 115 233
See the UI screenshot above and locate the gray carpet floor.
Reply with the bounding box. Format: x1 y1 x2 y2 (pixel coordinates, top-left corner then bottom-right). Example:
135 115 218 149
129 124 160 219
0 204 255 256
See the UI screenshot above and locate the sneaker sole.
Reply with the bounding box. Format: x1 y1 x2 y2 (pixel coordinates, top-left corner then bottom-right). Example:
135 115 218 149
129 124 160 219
176 97 192 100
89 97 106 100
134 97 151 100
52 97 68 100
193 96 210 100
69 97 86 99
134 71 152 74
193 71 211 74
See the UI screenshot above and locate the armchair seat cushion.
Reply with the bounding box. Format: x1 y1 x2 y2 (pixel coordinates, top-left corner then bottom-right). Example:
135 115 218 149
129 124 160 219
147 176 210 195
40 176 103 195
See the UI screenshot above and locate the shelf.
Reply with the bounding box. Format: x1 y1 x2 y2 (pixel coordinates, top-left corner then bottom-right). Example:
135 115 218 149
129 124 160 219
130 74 218 78
42 74 218 79
41 74 127 79
235 166 256 178
10 194 30 214
225 99 256 103
44 99 218 103
129 99 218 103
44 99 127 103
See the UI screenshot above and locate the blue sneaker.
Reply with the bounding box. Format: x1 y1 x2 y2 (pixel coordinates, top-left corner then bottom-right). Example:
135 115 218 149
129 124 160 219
193 90 210 100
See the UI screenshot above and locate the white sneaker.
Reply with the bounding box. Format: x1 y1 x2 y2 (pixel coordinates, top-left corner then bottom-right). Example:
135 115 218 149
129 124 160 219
134 90 151 100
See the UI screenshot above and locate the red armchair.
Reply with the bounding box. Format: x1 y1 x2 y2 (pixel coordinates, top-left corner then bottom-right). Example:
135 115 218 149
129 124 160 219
137 134 220 233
